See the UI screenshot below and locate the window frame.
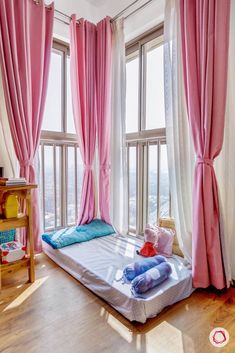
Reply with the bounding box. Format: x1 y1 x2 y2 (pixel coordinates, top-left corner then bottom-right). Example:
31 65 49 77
40 40 80 232
125 24 171 235
126 24 165 139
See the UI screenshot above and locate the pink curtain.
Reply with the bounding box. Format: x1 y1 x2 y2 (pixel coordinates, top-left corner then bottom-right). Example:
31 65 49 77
70 16 97 225
180 0 230 289
96 17 112 224
0 0 54 252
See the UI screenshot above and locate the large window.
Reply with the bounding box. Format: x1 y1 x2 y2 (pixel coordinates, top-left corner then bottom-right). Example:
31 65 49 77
126 26 171 235
40 41 82 231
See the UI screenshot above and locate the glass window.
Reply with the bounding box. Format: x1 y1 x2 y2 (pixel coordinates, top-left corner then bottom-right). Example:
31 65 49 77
67 146 76 224
40 42 80 232
66 56 76 134
148 144 158 224
129 146 137 230
125 29 171 234
126 52 139 133
44 146 55 229
145 39 165 130
56 146 62 227
160 144 170 217
42 50 62 132
77 147 83 210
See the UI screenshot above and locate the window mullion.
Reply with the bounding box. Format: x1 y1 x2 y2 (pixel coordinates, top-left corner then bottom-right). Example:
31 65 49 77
157 140 161 222
61 144 67 227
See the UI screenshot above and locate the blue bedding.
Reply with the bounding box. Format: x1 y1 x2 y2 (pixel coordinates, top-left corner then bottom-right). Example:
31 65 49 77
42 219 115 249
123 255 166 282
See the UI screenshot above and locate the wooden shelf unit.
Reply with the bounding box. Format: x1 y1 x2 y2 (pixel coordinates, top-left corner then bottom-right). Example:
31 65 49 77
0 184 37 287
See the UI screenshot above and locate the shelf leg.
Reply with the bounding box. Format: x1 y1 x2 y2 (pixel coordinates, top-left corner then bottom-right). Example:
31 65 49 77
26 190 35 283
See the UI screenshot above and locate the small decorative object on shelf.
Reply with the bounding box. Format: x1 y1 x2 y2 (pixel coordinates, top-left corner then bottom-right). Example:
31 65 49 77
2 194 19 219
0 241 26 264
0 184 37 288
0 229 16 244
0 177 27 186
0 167 3 178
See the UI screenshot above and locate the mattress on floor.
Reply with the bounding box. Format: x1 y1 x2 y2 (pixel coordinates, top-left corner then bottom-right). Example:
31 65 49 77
42 234 193 323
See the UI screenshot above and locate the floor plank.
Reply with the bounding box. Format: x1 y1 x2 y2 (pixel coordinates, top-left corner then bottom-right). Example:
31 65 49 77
0 254 234 353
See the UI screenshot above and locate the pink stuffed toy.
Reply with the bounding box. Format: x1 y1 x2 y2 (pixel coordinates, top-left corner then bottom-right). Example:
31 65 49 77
137 224 158 257
137 223 175 257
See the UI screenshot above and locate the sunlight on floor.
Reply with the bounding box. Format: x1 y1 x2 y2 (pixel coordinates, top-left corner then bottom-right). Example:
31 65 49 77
124 242 136 259
99 308 195 353
146 321 195 353
107 314 133 343
3 276 49 311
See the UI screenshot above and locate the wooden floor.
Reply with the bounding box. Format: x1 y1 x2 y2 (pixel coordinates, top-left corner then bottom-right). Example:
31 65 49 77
0 254 235 353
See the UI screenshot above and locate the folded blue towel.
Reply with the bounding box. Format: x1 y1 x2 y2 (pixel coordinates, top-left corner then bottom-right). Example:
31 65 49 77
76 219 115 237
131 262 172 296
42 219 115 249
123 255 166 282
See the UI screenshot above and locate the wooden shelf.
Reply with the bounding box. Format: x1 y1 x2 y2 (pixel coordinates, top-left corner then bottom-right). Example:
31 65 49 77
0 214 28 231
0 258 30 274
0 184 36 287
0 184 37 191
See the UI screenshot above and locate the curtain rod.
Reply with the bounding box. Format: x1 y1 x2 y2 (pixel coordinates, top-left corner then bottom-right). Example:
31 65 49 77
123 0 155 20
112 0 141 21
54 0 156 26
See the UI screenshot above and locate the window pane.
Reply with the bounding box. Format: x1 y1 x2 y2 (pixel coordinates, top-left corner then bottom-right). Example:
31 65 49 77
77 147 83 212
66 56 76 134
129 146 137 230
160 144 170 217
126 52 139 133
39 145 44 226
148 145 158 224
44 146 55 229
67 146 76 224
56 146 62 227
42 50 62 132
145 39 165 130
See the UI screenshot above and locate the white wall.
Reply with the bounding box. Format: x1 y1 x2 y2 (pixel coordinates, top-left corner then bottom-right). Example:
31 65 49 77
88 0 165 42
45 0 165 43
124 0 165 42
45 0 99 41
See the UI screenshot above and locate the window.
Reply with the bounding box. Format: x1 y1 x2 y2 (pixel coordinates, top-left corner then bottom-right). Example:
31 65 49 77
126 26 171 235
40 41 82 231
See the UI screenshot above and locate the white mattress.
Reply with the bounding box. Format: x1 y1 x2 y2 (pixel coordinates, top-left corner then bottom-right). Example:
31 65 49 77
42 235 193 323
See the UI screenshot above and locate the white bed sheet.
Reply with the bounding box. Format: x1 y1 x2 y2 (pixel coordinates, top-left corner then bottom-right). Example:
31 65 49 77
42 235 193 323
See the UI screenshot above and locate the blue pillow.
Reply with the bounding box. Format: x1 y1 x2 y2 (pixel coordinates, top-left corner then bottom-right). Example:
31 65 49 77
123 255 166 282
131 262 172 296
76 219 115 237
42 227 95 249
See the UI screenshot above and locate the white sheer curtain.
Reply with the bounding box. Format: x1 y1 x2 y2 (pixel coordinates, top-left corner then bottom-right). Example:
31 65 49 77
215 0 235 282
0 69 17 178
110 18 128 234
164 0 194 263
